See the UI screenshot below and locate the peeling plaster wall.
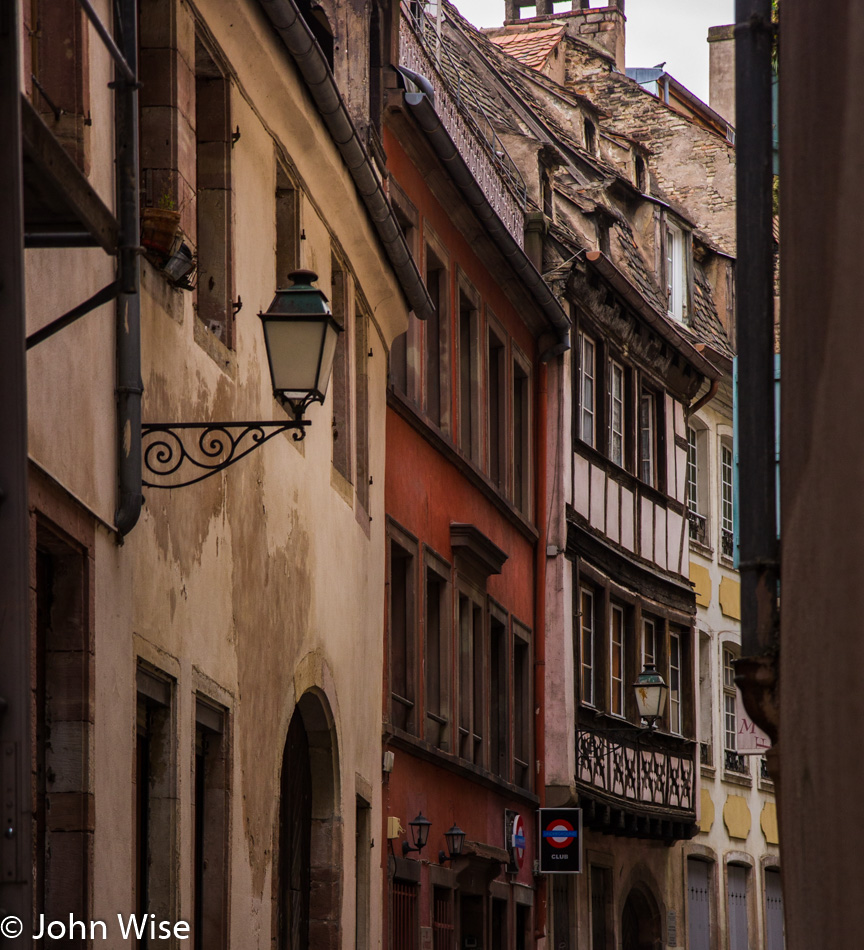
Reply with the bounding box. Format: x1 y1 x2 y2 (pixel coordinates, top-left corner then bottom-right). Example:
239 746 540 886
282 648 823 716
24 0 407 946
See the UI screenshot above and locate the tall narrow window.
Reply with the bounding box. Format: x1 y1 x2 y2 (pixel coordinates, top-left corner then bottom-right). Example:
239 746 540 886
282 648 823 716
458 592 484 764
330 256 352 481
579 332 596 447
193 700 228 950
513 358 531 513
356 304 370 513
488 326 506 489
513 628 531 788
642 617 657 669
609 361 624 467
699 633 714 765
668 629 682 734
424 247 447 429
723 647 747 773
195 37 232 344
136 667 176 943
639 389 655 485
424 561 450 750
390 201 417 397
458 288 480 463
28 0 90 171
389 534 417 733
580 588 595 706
721 442 734 557
609 604 625 716
764 868 785 950
276 162 300 281
584 118 597 154
33 531 92 935
666 222 685 322
687 425 707 545
489 613 508 779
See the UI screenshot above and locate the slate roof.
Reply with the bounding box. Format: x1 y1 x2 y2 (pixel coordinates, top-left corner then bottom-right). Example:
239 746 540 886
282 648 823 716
487 24 566 70
686 262 735 358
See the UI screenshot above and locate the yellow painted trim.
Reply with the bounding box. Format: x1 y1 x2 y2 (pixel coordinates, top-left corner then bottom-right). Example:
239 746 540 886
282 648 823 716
699 787 715 833
690 562 712 608
723 794 751 840
761 802 780 845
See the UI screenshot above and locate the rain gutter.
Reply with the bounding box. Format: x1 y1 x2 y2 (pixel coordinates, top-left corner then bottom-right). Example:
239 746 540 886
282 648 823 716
258 0 434 322
400 89 571 356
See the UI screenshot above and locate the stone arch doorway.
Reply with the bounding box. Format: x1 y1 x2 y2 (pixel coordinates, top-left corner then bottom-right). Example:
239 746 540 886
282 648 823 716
621 885 662 950
277 690 342 950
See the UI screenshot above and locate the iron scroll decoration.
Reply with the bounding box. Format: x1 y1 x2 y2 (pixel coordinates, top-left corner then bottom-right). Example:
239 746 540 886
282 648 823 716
142 403 318 489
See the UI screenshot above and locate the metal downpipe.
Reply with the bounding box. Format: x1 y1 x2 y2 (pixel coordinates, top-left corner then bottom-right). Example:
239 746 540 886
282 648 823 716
734 0 779 739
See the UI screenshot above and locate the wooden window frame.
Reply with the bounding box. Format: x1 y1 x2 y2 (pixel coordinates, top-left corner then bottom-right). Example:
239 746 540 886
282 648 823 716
579 331 597 448
388 521 419 734
423 229 451 433
486 312 508 491
423 549 452 751
609 359 625 468
512 343 532 517
512 620 532 790
609 603 626 717
456 580 486 766
580 587 596 707
456 271 482 466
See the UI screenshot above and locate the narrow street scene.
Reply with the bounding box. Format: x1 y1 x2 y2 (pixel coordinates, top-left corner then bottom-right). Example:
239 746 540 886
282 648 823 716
2 0 839 947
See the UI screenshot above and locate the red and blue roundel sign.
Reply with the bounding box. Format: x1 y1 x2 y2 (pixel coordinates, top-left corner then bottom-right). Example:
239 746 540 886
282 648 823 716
509 813 526 870
544 816 575 848
538 808 582 873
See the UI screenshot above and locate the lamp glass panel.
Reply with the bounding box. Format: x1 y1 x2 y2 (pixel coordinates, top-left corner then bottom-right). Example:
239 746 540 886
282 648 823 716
264 318 326 394
635 681 668 720
316 321 340 397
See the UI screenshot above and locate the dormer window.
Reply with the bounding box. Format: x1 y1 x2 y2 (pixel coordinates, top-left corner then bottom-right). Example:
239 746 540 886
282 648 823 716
665 221 687 322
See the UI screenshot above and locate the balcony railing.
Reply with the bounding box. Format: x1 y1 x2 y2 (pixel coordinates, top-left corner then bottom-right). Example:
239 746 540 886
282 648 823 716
575 724 695 815
721 527 735 558
399 3 527 246
724 749 750 774
687 509 708 546
699 741 712 767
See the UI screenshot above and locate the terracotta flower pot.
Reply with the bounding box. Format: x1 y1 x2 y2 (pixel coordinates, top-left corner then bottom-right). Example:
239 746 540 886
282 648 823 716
141 207 181 257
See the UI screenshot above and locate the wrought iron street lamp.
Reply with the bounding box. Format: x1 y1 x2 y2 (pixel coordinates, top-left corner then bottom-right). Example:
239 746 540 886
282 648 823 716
633 664 669 730
402 812 432 856
142 270 342 488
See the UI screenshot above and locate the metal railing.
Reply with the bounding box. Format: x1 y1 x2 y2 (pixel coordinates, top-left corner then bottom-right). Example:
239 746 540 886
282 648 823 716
688 509 708 546
724 749 750 774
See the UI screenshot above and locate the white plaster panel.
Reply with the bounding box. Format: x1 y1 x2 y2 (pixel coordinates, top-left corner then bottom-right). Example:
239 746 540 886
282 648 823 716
573 452 591 519
676 446 688 502
674 397 685 436
666 393 677 494
655 506 667 570
668 509 684 574
606 479 619 543
590 464 606 531
640 496 653 559
620 487 635 551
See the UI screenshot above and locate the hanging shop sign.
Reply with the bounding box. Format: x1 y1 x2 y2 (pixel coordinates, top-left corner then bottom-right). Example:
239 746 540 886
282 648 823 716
538 808 582 873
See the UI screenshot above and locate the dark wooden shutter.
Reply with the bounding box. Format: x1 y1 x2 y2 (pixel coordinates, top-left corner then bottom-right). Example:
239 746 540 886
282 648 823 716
728 865 749 950
765 869 785 950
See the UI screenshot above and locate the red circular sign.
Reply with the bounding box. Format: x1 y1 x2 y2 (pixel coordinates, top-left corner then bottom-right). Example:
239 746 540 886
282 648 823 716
544 818 575 849
510 814 526 869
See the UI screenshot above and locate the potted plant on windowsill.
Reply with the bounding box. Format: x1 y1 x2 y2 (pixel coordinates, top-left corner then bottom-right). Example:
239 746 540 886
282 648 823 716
141 192 182 259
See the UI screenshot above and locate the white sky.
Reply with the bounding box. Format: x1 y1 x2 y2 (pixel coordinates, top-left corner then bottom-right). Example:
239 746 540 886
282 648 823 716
452 0 735 104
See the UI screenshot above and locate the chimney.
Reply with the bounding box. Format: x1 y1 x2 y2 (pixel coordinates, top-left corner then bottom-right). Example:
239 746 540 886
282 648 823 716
708 24 735 124
503 0 626 74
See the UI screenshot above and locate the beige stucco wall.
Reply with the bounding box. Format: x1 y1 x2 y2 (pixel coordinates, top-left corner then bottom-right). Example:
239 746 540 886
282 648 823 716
24 0 408 945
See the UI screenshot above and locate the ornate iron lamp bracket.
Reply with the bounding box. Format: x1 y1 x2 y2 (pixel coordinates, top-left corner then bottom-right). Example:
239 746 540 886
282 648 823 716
142 401 317 489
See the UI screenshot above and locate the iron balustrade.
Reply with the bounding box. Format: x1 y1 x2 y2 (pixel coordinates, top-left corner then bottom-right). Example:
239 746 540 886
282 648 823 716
688 509 708 546
724 749 750 774
575 724 696 814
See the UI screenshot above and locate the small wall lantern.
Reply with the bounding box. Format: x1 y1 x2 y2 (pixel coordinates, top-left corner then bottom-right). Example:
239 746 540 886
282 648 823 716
439 824 466 864
402 812 432 856
258 269 342 412
633 664 669 730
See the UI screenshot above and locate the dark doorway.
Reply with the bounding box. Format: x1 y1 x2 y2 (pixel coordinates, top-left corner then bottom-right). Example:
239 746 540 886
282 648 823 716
460 894 484 949
279 711 312 950
621 886 661 950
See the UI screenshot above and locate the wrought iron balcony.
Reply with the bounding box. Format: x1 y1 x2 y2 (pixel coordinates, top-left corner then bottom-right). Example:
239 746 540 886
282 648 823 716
687 509 708 546
575 722 696 839
699 741 712 767
724 749 750 774
760 756 772 781
721 527 735 558
399 3 527 246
